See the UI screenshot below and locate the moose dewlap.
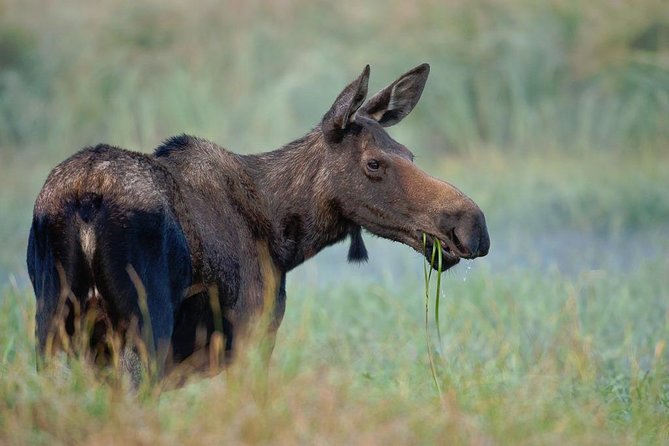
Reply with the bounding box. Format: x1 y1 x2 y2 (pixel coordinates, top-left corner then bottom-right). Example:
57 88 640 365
27 63 490 379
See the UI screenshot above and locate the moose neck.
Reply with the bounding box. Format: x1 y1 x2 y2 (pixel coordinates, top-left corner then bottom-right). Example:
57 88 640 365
243 129 350 271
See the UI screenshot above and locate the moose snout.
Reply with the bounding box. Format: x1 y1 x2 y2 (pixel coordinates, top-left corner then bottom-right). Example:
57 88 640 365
440 206 490 259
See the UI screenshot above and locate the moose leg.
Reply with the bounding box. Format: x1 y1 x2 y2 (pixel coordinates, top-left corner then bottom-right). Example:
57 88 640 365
260 273 287 366
28 215 92 364
91 209 190 380
169 292 216 372
244 272 287 400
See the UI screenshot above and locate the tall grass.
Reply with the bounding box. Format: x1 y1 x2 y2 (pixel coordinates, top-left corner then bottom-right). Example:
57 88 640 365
1 257 667 444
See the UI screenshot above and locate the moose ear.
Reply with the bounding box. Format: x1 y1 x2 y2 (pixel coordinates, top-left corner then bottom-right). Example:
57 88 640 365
357 63 429 127
322 65 370 142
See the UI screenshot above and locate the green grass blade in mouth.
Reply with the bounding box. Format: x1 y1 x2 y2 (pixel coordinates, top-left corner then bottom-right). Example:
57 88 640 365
434 239 444 351
422 233 442 397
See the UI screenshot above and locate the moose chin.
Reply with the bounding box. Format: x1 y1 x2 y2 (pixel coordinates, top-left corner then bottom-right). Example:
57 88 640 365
27 63 489 382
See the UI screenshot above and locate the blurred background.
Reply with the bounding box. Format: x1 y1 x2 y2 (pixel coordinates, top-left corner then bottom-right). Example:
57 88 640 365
0 0 667 285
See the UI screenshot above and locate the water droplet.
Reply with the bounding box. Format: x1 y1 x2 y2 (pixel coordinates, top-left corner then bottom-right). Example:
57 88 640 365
463 260 473 282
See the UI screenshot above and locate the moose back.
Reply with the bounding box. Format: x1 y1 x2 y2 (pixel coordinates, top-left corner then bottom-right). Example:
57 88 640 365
27 64 489 376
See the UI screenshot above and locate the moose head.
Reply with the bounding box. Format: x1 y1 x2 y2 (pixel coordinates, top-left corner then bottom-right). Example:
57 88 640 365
320 64 489 270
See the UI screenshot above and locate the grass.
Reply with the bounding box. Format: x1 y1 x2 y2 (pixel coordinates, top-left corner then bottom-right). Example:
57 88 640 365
1 0 668 443
423 235 445 397
1 257 667 444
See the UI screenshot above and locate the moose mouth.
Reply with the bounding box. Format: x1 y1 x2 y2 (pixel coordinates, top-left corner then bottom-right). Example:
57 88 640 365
421 229 468 271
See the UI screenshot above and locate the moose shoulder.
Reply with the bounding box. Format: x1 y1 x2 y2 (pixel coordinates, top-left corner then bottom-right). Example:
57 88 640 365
27 63 489 378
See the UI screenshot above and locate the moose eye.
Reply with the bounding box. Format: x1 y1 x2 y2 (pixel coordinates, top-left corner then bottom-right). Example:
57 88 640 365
366 160 380 171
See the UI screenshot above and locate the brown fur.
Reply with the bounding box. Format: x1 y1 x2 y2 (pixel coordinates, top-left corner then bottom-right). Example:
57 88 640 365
27 64 489 380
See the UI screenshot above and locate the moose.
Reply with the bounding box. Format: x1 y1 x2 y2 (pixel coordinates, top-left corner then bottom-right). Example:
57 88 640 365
27 63 489 380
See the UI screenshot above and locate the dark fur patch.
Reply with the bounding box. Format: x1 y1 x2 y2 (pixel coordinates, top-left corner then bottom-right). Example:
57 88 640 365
347 225 368 263
76 192 102 223
154 134 199 157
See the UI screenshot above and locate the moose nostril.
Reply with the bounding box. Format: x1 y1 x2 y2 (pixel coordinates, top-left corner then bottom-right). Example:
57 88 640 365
478 227 490 256
450 228 473 257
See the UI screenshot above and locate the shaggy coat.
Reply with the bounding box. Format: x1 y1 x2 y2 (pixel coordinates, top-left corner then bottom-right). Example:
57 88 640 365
27 64 489 375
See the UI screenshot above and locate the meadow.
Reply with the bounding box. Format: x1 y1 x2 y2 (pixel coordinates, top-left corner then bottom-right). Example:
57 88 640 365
1 0 668 444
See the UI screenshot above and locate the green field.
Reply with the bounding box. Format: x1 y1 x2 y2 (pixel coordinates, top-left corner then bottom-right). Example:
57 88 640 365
1 0 668 444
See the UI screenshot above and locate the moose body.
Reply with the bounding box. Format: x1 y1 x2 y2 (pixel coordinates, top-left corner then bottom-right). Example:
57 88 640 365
27 64 490 377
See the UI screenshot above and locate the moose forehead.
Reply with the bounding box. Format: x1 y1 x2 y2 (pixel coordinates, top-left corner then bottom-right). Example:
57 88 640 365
356 121 415 162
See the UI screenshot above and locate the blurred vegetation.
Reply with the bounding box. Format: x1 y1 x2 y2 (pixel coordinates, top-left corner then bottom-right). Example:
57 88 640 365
0 0 667 154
